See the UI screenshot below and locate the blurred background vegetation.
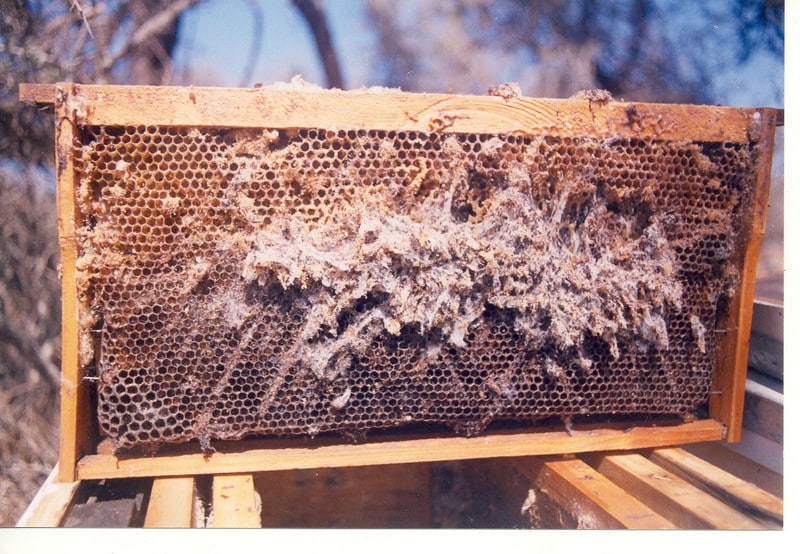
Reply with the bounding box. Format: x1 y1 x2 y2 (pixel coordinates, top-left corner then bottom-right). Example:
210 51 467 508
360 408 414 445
0 0 784 525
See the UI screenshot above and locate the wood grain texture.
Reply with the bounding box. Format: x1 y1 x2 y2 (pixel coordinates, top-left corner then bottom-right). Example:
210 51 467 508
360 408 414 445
74 420 723 480
55 84 90 483
16 465 80 527
211 474 261 528
21 83 766 143
588 452 764 529
520 458 675 529
144 476 196 528
709 108 778 441
18 83 56 104
649 447 782 524
682 441 782 498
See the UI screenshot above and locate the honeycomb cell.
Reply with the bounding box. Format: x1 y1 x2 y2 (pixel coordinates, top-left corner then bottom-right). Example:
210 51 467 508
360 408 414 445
74 124 757 450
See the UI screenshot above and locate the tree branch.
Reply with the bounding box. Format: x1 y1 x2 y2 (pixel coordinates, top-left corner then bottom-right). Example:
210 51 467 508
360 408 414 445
291 0 344 89
70 0 95 39
102 0 201 75
239 0 264 87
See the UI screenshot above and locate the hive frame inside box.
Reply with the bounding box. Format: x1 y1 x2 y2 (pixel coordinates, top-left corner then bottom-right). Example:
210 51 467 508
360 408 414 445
27 83 776 482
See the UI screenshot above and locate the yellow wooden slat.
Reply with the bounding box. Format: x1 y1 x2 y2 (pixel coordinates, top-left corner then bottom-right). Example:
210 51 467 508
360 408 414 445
683 441 782 498
55 84 91 484
144 476 196 528
20 83 766 143
211 474 261 528
75 420 725 480
589 453 764 529
649 447 782 524
517 458 676 529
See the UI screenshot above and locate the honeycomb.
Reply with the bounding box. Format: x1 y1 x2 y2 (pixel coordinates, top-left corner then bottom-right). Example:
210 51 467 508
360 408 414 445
72 122 756 451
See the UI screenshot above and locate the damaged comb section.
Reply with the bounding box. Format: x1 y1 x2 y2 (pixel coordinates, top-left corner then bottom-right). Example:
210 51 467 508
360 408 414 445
73 125 754 450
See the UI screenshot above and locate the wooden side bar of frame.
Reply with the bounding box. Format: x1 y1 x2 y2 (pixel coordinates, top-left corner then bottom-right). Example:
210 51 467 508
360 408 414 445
709 108 777 441
55 84 95 482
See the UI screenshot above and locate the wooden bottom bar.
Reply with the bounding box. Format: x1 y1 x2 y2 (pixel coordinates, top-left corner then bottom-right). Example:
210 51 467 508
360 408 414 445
75 419 724 480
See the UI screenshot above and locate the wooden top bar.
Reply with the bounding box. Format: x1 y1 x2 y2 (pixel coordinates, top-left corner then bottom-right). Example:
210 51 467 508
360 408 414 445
19 83 57 104
20 83 773 143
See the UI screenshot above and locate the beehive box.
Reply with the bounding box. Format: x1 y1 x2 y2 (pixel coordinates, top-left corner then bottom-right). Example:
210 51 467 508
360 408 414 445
21 84 777 482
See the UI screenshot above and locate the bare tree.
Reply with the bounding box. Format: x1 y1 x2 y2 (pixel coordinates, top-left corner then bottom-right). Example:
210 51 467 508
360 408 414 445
1 0 202 166
292 0 344 88
1 0 201 525
365 0 784 103
0 168 62 525
104 0 201 85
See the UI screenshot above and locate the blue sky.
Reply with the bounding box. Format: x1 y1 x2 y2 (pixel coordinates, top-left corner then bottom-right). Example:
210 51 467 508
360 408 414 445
171 0 783 108
173 0 374 88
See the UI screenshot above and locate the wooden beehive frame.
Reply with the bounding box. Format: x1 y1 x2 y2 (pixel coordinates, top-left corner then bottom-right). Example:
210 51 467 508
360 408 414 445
20 83 778 483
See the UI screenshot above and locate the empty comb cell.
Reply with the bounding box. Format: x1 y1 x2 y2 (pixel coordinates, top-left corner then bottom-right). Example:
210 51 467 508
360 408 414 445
30 83 774 466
